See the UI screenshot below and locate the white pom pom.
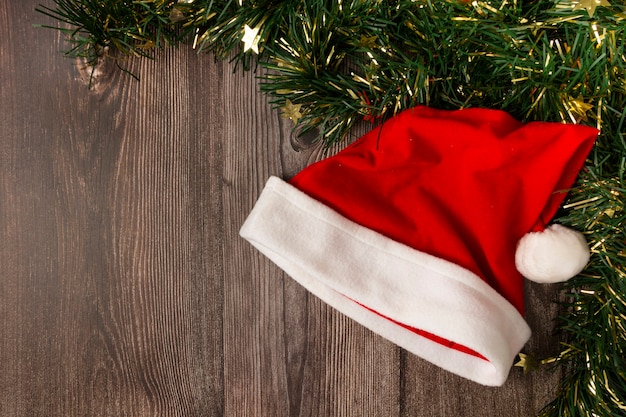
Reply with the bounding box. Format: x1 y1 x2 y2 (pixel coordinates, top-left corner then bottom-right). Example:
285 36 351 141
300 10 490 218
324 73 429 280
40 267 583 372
515 224 590 283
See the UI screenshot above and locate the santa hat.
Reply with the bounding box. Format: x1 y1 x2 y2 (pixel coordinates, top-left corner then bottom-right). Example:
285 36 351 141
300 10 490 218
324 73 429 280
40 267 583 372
240 106 598 386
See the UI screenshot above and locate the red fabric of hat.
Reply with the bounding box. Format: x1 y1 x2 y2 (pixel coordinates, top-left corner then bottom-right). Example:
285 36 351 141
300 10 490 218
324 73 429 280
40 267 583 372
240 106 598 386
291 106 596 313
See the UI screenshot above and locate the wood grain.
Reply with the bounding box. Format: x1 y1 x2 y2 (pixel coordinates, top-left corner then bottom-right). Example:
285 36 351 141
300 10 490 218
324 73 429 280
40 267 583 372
1 1 563 416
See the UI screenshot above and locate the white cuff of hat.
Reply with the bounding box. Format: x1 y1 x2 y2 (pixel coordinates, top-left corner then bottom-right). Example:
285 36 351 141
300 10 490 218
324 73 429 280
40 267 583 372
240 176 531 386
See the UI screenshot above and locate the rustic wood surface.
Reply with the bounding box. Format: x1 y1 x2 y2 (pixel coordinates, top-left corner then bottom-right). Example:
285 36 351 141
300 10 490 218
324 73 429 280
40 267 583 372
1 2 565 416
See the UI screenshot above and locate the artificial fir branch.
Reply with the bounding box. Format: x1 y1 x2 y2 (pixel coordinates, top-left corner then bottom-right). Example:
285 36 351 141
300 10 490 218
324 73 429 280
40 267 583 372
540 173 626 416
38 1 626 415
35 0 219 67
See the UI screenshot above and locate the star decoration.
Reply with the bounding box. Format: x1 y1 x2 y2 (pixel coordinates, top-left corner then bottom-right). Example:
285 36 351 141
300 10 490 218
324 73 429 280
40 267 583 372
564 95 594 122
242 24 261 54
573 0 611 17
281 99 303 123
169 7 186 23
514 353 540 375
358 34 378 49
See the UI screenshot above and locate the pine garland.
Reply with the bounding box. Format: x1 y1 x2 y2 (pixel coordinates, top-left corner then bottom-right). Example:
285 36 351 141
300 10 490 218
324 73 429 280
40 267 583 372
38 1 626 415
542 173 626 416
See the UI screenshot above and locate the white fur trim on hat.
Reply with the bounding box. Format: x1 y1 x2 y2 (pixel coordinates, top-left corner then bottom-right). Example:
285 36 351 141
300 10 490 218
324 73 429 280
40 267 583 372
240 176 531 386
515 224 590 284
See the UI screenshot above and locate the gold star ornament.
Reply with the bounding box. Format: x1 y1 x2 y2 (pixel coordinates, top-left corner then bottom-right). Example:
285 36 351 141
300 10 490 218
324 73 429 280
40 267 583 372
281 99 303 123
564 95 594 123
242 24 261 54
573 0 611 17
514 353 540 375
358 35 378 49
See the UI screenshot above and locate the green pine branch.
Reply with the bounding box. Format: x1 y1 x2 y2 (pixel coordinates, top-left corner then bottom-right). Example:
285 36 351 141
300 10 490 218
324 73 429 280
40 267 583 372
540 172 626 416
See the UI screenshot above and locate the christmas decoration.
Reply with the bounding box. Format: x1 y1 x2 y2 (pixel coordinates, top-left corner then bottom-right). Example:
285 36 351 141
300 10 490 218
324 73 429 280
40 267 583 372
572 0 611 17
240 106 597 387
37 0 626 414
241 24 261 54
281 99 303 123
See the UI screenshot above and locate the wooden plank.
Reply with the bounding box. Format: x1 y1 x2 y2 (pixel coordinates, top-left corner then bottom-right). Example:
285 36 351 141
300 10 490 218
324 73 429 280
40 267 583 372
1 2 225 415
1 1 563 416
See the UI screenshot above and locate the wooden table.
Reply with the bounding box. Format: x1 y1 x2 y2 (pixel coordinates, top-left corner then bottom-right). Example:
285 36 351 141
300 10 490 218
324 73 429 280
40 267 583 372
1 2 564 415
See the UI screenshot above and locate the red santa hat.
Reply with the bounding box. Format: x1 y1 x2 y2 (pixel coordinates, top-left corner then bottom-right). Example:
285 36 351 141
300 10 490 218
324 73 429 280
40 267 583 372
240 106 598 386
